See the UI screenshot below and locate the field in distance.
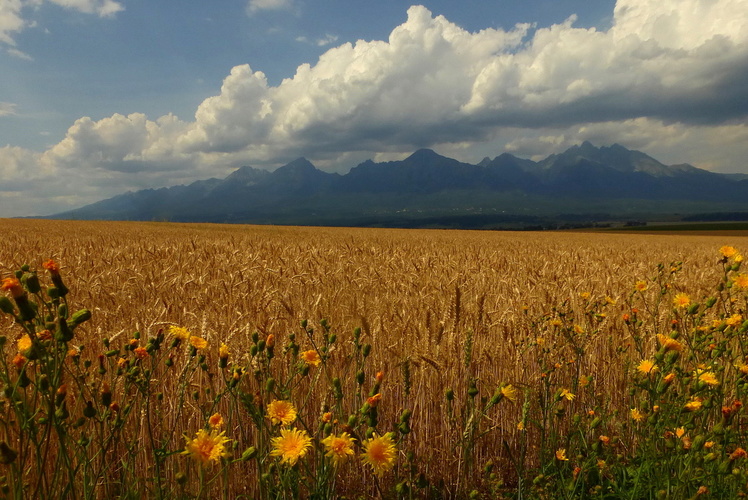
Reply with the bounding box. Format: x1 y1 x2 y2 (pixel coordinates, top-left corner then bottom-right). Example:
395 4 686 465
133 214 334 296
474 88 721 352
3 218 748 496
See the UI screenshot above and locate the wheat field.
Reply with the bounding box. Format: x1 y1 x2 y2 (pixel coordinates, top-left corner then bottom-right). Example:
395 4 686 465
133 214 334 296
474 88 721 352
2 218 747 498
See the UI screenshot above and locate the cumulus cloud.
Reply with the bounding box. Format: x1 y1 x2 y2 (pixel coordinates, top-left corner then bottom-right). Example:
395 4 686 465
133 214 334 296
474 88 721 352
3 0 748 217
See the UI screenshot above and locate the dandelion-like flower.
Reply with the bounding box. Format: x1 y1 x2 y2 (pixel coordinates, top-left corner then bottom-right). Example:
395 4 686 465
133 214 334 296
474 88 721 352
16 335 32 354
321 432 356 466
721 246 738 258
673 293 691 308
559 389 575 401
361 433 397 476
501 384 518 402
635 280 648 292
573 324 585 335
182 429 230 466
734 274 748 289
684 398 703 412
219 343 230 358
675 427 686 439
630 408 645 421
190 336 208 350
266 400 297 426
169 326 190 341
730 448 748 460
698 371 719 387
555 449 569 461
270 428 312 466
726 314 744 327
133 346 149 359
637 359 657 375
656 333 684 352
300 349 321 367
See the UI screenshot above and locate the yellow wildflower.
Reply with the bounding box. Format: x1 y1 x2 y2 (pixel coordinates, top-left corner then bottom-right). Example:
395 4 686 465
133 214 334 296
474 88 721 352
190 336 208 350
720 246 738 258
656 333 684 352
501 384 518 402
635 280 648 292
684 398 703 412
726 314 744 327
555 449 569 461
169 325 190 341
266 400 297 426
559 388 575 401
361 433 397 476
17 335 32 354
637 359 657 375
182 429 230 466
219 343 230 358
673 293 691 309
300 349 321 367
733 274 748 289
698 371 719 387
630 408 645 422
320 432 356 466
675 427 686 439
270 428 312 466
579 292 591 300
573 324 585 335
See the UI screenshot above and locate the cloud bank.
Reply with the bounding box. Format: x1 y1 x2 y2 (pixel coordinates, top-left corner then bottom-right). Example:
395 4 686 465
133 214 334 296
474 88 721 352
2 0 748 217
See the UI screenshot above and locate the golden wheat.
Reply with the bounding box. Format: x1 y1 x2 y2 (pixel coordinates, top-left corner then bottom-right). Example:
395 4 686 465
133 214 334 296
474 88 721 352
2 218 747 494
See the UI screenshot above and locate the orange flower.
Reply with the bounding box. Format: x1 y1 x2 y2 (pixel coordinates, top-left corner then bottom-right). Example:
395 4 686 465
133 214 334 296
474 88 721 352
635 280 648 292
11 353 27 369
266 334 275 348
133 346 149 359
367 393 382 407
42 259 60 275
1 277 24 298
375 371 385 383
730 448 747 460
555 448 569 461
209 413 224 429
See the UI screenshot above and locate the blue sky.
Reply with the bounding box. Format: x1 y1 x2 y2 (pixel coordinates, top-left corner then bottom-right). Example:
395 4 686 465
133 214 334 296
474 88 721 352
1 0 747 217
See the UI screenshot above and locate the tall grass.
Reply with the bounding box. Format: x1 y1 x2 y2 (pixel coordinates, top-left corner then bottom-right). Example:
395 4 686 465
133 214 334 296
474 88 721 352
2 219 748 498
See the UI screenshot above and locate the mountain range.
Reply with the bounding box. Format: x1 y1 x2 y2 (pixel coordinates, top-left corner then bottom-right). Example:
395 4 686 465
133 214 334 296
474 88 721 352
49 142 748 229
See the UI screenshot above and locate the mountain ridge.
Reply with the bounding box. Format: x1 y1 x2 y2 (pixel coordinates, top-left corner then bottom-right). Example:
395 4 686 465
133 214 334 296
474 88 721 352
48 143 748 228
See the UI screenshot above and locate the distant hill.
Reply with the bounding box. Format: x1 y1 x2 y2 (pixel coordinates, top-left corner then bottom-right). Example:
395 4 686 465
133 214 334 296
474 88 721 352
48 143 748 229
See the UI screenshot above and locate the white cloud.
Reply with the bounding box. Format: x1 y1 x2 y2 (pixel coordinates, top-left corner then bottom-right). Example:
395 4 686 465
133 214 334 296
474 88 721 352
246 0 293 14
0 102 18 116
0 0 123 47
3 0 748 217
48 0 123 17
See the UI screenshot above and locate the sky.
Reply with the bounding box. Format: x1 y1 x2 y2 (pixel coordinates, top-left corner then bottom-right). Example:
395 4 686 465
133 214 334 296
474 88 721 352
1 0 747 217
